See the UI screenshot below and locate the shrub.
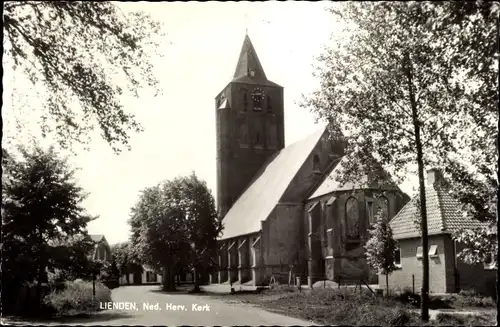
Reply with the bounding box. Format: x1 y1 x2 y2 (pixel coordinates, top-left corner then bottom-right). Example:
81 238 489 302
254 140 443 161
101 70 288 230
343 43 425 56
265 287 420 326
268 284 298 293
433 313 495 326
43 280 111 316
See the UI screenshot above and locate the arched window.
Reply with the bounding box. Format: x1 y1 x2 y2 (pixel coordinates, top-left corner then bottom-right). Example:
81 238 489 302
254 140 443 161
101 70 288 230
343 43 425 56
376 196 389 222
240 88 248 111
267 95 272 112
345 197 360 239
313 155 321 172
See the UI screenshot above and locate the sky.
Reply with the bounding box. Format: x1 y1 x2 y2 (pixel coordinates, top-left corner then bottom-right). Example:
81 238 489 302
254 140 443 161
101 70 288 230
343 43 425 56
4 2 417 245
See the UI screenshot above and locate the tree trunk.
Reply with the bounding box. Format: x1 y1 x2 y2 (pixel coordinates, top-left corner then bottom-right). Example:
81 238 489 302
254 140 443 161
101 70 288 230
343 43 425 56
192 264 201 293
405 52 430 322
385 273 389 297
35 227 45 314
162 265 176 291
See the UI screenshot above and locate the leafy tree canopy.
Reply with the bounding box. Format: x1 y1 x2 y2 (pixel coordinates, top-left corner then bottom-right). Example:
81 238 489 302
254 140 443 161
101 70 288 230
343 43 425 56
302 1 498 263
2 143 95 290
3 1 163 152
128 173 222 290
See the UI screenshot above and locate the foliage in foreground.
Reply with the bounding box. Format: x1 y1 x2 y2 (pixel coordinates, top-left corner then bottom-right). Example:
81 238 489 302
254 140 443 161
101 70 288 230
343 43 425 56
242 287 496 326
3 1 163 152
42 280 111 317
2 143 95 310
255 288 420 326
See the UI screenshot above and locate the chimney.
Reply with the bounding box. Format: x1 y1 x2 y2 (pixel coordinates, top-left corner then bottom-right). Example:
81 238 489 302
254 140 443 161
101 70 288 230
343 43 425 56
427 168 443 186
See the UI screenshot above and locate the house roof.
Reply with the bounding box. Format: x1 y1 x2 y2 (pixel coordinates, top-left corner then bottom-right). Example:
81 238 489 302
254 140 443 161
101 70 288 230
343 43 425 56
308 155 401 200
390 181 487 240
218 126 327 240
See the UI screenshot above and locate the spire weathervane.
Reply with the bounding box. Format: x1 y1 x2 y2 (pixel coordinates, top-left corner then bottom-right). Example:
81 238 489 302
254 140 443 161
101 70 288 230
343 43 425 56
244 11 248 36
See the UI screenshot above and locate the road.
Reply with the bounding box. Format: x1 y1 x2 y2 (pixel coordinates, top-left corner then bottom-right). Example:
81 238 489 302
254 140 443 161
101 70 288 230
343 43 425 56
3 285 315 326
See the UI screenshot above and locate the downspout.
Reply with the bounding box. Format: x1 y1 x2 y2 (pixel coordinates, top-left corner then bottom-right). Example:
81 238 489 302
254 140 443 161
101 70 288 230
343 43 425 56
453 238 459 292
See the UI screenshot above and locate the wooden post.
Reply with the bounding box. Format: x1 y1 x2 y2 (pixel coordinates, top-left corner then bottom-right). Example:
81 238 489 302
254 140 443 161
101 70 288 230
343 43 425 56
92 271 96 301
412 274 415 295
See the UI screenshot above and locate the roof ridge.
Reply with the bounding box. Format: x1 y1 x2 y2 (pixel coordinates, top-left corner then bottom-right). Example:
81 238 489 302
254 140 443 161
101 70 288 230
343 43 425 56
306 155 344 201
389 191 418 224
434 182 447 232
227 127 326 209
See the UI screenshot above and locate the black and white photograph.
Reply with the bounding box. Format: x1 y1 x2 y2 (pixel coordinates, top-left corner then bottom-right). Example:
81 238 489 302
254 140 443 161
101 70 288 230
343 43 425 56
1 1 498 326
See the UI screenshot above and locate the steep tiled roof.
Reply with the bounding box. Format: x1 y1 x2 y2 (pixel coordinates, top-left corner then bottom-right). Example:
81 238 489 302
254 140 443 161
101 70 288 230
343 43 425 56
218 126 327 240
390 182 487 240
308 156 400 200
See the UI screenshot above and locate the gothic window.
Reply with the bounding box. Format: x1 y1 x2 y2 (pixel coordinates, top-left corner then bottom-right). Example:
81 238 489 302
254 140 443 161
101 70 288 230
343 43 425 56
240 89 248 111
345 197 360 240
376 196 389 222
267 95 272 112
313 155 321 172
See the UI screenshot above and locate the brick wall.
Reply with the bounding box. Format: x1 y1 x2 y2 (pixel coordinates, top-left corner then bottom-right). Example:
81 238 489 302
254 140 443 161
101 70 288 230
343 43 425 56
262 204 303 283
455 241 497 296
383 235 448 294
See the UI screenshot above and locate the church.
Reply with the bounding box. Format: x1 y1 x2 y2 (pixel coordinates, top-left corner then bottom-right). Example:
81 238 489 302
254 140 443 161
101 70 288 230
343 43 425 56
209 35 409 287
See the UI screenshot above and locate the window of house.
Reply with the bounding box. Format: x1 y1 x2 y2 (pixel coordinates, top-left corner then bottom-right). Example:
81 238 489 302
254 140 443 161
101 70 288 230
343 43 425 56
429 245 438 258
394 247 402 268
416 246 423 259
313 155 321 173
345 197 360 240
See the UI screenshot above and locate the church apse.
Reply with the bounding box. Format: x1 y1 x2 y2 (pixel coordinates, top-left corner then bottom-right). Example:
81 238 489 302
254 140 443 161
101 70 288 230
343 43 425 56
306 189 406 286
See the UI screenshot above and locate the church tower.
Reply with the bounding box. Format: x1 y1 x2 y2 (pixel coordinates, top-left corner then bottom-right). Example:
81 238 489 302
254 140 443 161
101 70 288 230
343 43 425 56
215 35 285 217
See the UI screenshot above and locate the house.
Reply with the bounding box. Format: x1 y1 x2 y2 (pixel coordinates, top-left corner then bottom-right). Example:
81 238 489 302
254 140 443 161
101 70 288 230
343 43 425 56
385 168 496 295
88 234 112 262
209 34 409 287
119 265 163 286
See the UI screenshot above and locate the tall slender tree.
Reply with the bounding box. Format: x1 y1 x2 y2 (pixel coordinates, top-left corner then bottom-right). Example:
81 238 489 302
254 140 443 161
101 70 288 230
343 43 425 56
301 2 498 321
365 211 398 296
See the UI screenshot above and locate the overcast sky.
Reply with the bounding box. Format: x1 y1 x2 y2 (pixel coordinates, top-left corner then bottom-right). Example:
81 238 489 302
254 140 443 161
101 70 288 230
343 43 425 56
4 2 417 245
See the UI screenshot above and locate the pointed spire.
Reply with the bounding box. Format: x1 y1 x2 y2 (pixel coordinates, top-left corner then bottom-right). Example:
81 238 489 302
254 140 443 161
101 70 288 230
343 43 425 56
233 35 267 81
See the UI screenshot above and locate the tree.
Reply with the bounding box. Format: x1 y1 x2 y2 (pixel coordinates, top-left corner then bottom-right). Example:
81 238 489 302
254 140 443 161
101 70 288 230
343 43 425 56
301 2 498 321
47 234 97 283
365 212 398 296
128 173 222 291
111 242 143 284
2 143 95 311
3 1 163 153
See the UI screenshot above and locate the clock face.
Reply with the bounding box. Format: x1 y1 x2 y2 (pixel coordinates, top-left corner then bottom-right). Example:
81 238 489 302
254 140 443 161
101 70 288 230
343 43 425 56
251 88 265 103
